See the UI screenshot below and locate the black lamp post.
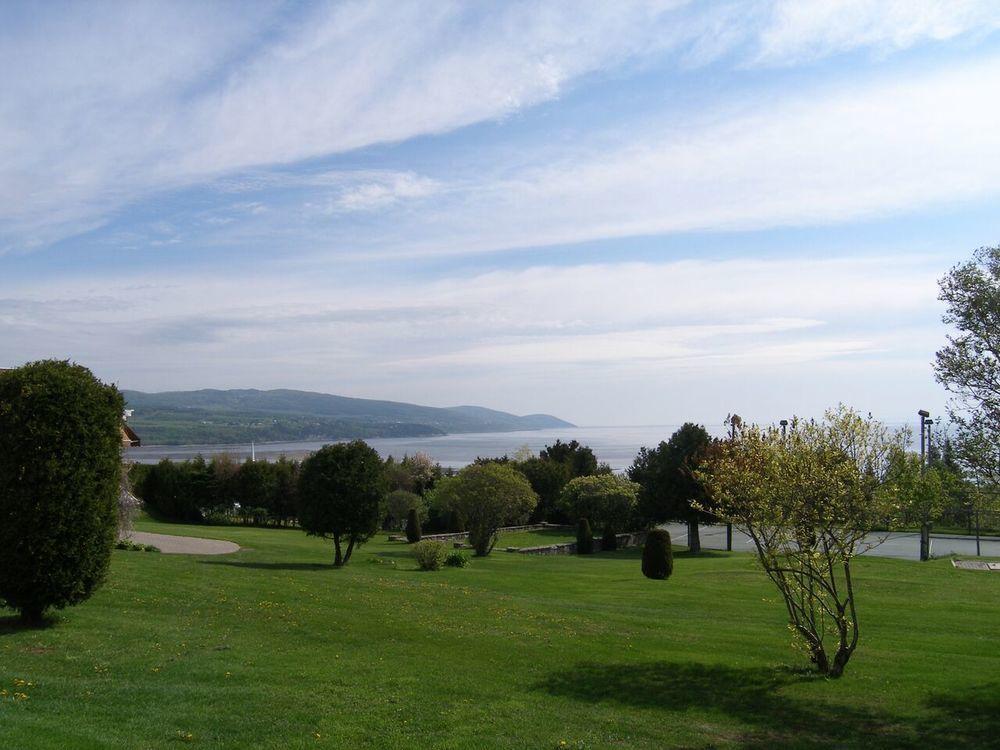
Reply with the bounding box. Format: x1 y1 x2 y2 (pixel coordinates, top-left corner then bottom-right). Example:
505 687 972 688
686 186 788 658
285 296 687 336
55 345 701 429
917 409 932 561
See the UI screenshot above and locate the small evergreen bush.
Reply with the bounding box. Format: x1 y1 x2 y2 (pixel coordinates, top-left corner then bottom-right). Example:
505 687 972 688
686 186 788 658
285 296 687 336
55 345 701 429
576 517 594 554
413 540 447 570
406 506 422 543
642 529 673 580
601 527 618 552
444 550 470 568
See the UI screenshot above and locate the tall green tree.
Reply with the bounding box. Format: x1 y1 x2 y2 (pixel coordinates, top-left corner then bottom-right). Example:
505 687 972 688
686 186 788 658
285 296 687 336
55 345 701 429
628 423 715 552
0 361 123 623
540 439 600 478
270 456 300 526
430 463 537 555
558 474 640 537
935 246 1000 487
518 456 571 522
298 441 386 566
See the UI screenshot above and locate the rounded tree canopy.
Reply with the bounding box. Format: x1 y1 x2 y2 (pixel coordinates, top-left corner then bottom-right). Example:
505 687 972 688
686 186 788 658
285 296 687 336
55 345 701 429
297 441 386 565
437 462 538 555
0 360 124 621
559 474 640 530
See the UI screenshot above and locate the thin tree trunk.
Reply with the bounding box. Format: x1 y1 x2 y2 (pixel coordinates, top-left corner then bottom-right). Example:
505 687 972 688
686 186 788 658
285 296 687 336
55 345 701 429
333 536 343 567
343 537 356 565
920 522 931 561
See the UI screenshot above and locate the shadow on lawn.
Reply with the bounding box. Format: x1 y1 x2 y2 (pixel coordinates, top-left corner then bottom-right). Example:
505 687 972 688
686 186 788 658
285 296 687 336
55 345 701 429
199 560 334 571
0 613 59 636
536 661 1000 749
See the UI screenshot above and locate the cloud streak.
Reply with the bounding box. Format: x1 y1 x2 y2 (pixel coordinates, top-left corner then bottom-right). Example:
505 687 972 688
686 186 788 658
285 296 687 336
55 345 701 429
3 1 997 252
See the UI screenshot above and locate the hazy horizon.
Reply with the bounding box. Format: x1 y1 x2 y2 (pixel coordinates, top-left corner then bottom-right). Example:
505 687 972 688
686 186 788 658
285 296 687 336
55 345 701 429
4 2 999 426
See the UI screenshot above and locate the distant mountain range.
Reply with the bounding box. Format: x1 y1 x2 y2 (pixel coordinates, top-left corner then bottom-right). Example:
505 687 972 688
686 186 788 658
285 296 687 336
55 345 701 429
122 388 574 446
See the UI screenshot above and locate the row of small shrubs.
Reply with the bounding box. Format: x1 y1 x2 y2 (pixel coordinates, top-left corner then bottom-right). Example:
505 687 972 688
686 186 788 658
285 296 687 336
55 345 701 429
114 539 160 553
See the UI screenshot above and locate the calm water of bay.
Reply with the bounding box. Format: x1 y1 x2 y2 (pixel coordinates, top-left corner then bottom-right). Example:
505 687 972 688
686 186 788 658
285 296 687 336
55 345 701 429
124 424 735 472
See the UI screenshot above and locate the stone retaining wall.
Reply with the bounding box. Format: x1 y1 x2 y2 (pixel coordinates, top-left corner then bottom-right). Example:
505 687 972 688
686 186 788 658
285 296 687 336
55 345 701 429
515 530 648 555
387 522 570 543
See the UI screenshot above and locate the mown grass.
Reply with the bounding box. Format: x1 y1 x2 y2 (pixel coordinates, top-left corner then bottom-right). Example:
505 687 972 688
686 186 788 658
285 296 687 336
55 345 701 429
1 518 999 749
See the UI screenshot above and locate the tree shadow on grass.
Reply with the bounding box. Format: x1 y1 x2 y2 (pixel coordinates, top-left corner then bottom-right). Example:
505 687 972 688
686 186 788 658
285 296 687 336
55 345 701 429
0 613 59 636
536 661 1000 749
198 560 333 571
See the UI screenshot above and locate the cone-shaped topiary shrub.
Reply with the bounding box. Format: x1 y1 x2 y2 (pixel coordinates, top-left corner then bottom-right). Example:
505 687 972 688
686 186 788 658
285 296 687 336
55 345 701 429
576 517 594 554
601 527 618 552
406 506 422 543
642 529 673 580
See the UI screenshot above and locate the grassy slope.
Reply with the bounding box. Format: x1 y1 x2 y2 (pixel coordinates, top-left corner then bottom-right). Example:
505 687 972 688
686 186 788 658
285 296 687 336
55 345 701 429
2 520 999 749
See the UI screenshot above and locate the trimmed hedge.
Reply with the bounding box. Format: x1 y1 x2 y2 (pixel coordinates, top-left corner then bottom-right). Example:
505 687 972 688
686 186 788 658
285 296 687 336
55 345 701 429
0 360 123 623
406 506 422 543
642 529 673 580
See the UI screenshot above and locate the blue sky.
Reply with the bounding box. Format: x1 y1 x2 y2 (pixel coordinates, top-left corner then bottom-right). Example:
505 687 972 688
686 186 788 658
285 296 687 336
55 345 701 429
3 1 1000 426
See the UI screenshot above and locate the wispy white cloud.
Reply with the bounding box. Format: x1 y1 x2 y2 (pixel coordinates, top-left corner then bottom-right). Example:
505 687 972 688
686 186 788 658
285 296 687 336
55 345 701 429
4 0 997 252
271 54 1000 259
754 0 1000 65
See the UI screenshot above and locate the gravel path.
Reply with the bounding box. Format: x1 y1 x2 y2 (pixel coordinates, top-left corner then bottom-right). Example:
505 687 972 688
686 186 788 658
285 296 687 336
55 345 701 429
124 531 240 555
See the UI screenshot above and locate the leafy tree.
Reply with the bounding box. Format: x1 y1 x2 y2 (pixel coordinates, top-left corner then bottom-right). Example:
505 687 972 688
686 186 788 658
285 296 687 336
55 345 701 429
209 453 240 516
401 452 439 495
541 439 600 478
298 441 386 566
386 489 426 530
432 463 537 555
576 518 594 554
558 474 640 537
628 423 715 552
270 456 300 526
236 459 276 525
138 458 209 523
935 246 1000 488
887 451 948 561
517 456 571 523
0 361 123 623
699 406 907 678
406 507 422 543
642 529 673 580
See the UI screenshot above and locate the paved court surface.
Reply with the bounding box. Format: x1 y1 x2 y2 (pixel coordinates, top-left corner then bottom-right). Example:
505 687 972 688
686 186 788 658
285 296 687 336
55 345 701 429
661 523 1000 561
124 531 240 555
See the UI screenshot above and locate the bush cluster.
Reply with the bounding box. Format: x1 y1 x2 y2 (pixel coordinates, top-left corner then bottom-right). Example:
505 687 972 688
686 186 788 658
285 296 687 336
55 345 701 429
115 540 160 553
413 540 448 571
443 550 470 568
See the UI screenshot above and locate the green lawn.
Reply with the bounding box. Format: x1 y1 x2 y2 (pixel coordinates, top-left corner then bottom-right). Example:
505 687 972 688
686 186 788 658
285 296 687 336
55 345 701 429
2 519 999 749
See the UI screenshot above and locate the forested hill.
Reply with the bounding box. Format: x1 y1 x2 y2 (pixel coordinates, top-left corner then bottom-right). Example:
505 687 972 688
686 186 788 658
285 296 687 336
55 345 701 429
122 388 574 445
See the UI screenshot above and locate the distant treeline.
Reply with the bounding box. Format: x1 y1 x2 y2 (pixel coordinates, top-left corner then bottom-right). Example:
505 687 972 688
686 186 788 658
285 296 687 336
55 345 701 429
129 438 609 530
127 410 444 446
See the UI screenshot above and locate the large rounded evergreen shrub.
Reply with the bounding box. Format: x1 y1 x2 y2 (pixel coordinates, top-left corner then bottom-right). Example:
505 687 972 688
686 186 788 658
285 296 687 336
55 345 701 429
576 517 594 554
405 506 422 543
642 529 673 580
0 360 124 623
